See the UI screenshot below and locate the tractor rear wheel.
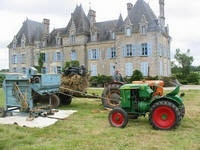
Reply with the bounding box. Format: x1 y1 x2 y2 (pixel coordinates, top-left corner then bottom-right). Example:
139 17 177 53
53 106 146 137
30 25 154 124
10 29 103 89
50 94 60 108
108 108 128 128
149 100 181 130
180 104 185 119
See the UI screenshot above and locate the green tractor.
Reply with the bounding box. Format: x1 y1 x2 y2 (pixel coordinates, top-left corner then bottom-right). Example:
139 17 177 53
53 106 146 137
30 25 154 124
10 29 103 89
108 84 185 130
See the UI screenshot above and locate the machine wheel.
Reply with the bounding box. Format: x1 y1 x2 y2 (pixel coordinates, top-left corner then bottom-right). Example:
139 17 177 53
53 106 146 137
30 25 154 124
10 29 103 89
102 82 123 109
50 94 60 108
149 100 181 130
58 93 72 105
108 108 128 128
0 107 6 117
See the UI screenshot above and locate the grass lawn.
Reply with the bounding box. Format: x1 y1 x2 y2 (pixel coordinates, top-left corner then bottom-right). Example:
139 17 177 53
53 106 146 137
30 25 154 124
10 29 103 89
0 88 200 150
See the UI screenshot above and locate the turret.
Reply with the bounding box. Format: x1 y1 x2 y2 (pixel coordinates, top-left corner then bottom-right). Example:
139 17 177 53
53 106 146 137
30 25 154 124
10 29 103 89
42 18 50 35
88 9 96 27
159 0 165 27
127 3 133 15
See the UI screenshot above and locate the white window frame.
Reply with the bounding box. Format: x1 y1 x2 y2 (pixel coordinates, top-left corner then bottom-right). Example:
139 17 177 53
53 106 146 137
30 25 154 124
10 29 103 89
141 62 149 76
125 62 133 76
90 64 97 76
126 28 131 36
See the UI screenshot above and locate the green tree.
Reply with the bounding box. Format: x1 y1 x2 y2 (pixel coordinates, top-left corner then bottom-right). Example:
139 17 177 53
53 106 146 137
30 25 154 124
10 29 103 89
129 69 143 82
63 60 80 69
34 53 45 73
174 49 193 77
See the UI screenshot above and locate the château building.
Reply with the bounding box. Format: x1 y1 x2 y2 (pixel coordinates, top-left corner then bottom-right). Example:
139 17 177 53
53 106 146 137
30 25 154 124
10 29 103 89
8 0 171 77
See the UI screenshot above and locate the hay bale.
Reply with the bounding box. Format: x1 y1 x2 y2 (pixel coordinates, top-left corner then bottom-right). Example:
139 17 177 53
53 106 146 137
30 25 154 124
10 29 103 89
61 74 88 96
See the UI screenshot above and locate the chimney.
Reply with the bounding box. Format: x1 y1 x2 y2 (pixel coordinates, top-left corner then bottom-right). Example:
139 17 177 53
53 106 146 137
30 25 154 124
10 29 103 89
127 3 133 15
42 18 50 34
159 0 165 27
88 9 96 27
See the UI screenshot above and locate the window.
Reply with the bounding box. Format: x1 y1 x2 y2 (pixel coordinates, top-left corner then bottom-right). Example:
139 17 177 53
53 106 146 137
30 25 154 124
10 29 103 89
12 55 18 64
125 63 133 76
141 43 148 56
89 49 99 60
21 54 26 64
70 35 75 44
111 32 116 40
22 67 26 74
141 62 149 76
71 50 77 60
56 37 62 46
110 63 116 76
12 68 17 73
13 36 17 49
41 67 47 74
107 47 116 58
91 32 97 41
123 44 136 57
111 48 116 58
57 66 62 74
21 34 26 48
126 28 131 36
56 52 62 61
126 44 132 56
140 25 147 35
91 64 97 76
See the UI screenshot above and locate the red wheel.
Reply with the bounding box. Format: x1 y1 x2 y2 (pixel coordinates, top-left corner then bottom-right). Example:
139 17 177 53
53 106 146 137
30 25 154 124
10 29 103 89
108 108 128 128
152 106 175 128
149 101 181 130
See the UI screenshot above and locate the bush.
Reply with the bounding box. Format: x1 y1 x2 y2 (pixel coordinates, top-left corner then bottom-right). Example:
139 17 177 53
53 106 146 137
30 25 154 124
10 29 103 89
186 73 199 85
0 74 5 87
129 70 143 82
89 75 113 87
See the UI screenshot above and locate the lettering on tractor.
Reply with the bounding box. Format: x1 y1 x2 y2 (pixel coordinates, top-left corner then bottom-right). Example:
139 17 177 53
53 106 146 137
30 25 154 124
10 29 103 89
108 83 185 130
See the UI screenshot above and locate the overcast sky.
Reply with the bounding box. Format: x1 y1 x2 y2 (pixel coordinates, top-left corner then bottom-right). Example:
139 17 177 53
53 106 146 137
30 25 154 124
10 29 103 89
0 0 200 70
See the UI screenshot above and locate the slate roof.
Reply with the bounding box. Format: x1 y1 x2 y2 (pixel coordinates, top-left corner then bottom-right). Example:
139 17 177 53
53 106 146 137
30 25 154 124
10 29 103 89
65 5 90 35
126 0 159 31
47 28 65 46
8 19 44 48
94 20 118 41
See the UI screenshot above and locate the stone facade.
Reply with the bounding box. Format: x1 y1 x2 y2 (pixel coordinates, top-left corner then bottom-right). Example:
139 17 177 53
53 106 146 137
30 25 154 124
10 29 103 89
8 0 171 77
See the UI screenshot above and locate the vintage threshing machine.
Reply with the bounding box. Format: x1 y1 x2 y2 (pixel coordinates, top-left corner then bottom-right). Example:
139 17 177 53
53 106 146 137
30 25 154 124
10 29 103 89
0 67 61 117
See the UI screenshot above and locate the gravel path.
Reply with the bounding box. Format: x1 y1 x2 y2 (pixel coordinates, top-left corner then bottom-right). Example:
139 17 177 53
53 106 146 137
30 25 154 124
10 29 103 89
164 85 200 90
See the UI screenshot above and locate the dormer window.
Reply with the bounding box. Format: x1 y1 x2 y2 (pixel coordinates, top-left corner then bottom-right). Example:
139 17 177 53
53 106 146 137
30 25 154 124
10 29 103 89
139 15 148 35
91 31 97 41
126 28 131 36
70 35 75 44
111 32 116 40
12 36 17 49
140 25 147 35
21 34 26 48
56 37 62 46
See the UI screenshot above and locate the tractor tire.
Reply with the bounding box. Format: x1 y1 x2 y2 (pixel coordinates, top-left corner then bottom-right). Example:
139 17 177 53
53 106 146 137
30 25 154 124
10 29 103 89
149 100 181 130
180 104 185 119
58 93 72 105
101 82 123 109
108 108 128 128
50 94 60 108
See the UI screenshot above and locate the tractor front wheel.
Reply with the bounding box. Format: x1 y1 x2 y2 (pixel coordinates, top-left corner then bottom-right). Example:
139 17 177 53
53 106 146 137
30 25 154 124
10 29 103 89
149 101 181 130
108 108 128 128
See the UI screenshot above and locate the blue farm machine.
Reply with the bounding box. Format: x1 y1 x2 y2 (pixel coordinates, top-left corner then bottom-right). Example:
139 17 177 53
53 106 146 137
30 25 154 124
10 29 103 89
0 67 63 117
